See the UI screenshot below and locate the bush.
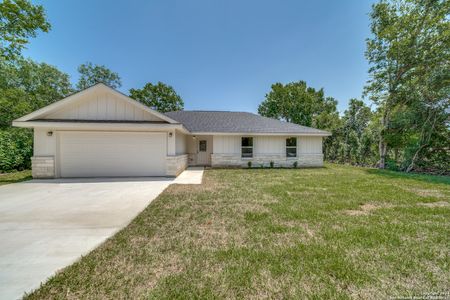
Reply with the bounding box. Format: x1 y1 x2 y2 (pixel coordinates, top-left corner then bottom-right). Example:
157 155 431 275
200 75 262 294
385 159 400 171
293 161 298 168
247 161 252 168
270 161 274 168
260 163 264 168
0 128 33 171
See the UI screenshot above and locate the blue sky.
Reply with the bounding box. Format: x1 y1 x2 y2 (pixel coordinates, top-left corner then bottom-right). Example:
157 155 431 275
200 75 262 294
25 0 375 113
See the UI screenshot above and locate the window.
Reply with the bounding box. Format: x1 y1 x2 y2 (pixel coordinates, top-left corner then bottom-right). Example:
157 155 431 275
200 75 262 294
241 137 253 158
199 140 207 152
286 137 297 157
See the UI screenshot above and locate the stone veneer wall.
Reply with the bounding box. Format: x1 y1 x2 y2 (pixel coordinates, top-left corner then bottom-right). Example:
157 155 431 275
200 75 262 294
211 153 323 168
166 154 188 176
31 156 55 178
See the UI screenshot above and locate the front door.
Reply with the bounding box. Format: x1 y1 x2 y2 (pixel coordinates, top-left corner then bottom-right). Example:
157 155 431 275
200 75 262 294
197 140 209 165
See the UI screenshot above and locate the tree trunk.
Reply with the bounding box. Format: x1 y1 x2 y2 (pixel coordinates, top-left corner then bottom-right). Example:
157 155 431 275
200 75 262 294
379 139 387 169
378 111 389 169
406 145 426 173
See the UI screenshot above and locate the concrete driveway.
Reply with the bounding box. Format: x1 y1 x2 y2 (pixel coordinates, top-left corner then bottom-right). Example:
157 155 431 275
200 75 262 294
0 177 174 299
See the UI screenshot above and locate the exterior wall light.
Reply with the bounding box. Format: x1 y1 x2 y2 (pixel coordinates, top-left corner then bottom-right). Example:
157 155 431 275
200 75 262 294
47 131 53 136
168 132 173 137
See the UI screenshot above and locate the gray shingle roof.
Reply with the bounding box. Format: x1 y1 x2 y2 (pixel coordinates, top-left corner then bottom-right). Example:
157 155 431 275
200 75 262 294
164 111 330 135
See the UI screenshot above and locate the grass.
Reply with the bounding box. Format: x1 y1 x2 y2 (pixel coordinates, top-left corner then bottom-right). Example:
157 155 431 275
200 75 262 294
0 170 31 186
26 164 449 299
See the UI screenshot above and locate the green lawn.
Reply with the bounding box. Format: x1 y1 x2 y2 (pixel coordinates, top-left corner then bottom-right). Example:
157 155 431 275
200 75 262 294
26 164 449 299
0 170 31 186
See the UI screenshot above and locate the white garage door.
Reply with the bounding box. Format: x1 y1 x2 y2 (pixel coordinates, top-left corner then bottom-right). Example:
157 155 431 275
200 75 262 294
59 131 167 177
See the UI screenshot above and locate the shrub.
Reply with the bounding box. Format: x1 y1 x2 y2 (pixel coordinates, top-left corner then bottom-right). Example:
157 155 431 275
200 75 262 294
385 159 400 171
260 163 264 169
270 161 274 168
293 161 298 168
0 128 33 171
247 161 252 168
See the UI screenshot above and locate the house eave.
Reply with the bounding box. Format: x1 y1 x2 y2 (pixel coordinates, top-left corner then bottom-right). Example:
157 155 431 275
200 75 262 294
12 120 189 133
189 131 331 137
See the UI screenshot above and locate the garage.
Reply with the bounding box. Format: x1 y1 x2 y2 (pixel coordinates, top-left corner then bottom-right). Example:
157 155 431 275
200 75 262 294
13 83 188 178
58 131 167 177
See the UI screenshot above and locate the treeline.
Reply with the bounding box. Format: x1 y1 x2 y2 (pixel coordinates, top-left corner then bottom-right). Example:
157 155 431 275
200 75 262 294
259 0 449 175
258 79 448 174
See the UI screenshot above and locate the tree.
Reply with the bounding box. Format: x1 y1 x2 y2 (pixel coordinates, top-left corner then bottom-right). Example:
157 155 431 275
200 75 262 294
258 81 344 161
0 127 32 170
258 81 331 127
0 0 50 60
0 58 72 171
0 58 73 128
341 99 373 163
76 62 121 90
364 0 449 169
129 82 184 112
401 60 449 172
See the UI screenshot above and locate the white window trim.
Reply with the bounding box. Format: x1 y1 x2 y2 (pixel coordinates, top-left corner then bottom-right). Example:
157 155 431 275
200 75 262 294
241 137 253 158
286 137 297 158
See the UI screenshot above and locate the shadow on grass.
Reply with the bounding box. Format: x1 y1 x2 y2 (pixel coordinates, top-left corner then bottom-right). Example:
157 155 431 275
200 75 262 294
0 170 32 186
365 168 450 185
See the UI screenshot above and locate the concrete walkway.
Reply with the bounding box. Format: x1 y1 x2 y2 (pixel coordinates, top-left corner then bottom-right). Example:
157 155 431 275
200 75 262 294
173 167 204 184
0 177 174 299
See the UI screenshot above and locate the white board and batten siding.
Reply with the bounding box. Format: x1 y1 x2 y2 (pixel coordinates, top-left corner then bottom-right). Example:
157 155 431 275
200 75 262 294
175 131 187 155
213 135 323 155
34 128 57 156
43 91 163 121
298 136 322 154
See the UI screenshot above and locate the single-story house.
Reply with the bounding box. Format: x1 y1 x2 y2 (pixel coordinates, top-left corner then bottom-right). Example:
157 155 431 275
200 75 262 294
13 83 331 178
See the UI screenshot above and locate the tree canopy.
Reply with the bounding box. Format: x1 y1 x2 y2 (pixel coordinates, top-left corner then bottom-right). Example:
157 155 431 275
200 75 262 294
0 58 72 171
129 82 184 113
76 62 122 90
0 58 72 128
0 0 50 60
364 0 449 171
258 81 338 127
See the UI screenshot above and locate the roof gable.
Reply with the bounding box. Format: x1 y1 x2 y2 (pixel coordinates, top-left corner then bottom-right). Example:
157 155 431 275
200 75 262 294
15 83 179 124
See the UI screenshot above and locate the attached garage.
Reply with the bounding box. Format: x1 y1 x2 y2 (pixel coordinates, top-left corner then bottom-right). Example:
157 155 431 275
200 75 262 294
58 131 167 177
13 83 190 178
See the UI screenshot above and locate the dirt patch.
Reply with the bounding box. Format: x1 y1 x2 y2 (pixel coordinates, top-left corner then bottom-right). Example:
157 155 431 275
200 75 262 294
300 223 315 238
404 187 446 198
344 209 369 216
165 174 227 195
418 201 449 208
268 221 318 247
344 203 394 216
194 221 247 249
274 220 316 237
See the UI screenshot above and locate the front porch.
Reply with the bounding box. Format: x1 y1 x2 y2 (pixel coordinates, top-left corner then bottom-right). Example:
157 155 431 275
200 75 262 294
186 135 213 167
